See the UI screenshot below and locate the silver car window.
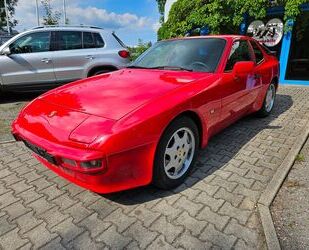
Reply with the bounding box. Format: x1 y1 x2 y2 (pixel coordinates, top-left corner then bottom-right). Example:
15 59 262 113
9 32 51 54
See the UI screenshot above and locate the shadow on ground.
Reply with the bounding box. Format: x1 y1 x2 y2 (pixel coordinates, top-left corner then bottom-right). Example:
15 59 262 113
102 94 293 205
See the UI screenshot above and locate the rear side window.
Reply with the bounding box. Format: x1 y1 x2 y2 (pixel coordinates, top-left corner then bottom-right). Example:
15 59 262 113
250 41 264 64
57 31 82 50
225 40 253 71
83 32 96 49
93 33 105 48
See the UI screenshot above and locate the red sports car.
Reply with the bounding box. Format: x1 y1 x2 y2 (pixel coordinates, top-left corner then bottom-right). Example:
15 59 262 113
12 35 279 193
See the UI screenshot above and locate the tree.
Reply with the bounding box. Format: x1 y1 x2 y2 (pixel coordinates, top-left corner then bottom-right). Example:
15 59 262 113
128 39 152 61
41 0 61 25
0 0 18 31
158 0 308 40
156 0 167 23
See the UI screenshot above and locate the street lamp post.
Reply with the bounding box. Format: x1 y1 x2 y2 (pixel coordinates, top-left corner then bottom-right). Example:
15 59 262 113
63 0 66 25
35 0 40 26
3 0 10 35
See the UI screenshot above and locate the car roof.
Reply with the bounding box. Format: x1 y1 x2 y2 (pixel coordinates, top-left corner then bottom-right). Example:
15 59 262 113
27 26 110 34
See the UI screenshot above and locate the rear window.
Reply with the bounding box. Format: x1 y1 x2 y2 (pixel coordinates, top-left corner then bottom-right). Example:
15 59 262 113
83 32 96 49
112 32 126 48
93 33 105 48
57 31 82 50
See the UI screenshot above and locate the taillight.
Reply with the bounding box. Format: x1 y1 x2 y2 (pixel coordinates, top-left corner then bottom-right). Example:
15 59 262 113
60 157 104 173
118 50 130 58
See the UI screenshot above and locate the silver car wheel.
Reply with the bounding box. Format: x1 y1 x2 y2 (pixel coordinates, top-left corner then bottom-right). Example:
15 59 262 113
265 84 275 112
164 127 195 180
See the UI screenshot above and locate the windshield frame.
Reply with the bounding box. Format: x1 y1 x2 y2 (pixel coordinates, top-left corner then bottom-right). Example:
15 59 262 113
130 37 227 73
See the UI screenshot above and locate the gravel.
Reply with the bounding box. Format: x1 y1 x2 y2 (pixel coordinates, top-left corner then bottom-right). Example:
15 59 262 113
271 137 309 250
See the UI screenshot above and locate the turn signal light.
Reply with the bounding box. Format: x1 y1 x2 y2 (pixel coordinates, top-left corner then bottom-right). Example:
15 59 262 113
60 157 104 173
118 50 130 58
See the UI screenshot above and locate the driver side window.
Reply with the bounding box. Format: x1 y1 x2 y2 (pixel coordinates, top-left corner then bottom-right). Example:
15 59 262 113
9 32 51 54
225 40 253 72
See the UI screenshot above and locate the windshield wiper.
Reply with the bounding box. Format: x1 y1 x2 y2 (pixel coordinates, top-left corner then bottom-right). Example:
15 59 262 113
148 66 193 72
126 65 151 69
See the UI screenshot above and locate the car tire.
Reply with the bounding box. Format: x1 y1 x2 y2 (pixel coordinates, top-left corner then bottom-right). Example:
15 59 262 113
256 82 276 117
90 69 110 77
153 116 199 190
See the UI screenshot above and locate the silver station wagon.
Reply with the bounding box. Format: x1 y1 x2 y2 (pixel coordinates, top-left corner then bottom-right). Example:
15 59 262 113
0 26 130 92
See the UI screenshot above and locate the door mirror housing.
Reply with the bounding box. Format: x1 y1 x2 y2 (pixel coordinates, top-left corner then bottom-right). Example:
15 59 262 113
232 61 255 77
1 47 11 56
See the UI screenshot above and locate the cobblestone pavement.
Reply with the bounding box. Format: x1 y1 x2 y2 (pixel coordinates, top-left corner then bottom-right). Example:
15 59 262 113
0 86 308 249
271 137 309 250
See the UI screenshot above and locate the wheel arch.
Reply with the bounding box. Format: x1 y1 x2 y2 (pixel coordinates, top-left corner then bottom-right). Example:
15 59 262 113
165 110 204 148
87 65 118 77
272 76 279 90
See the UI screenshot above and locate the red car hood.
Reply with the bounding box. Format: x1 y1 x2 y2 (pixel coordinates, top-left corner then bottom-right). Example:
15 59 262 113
39 69 210 120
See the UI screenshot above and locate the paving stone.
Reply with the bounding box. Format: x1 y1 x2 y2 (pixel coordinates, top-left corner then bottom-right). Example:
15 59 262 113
200 223 237 249
210 176 238 192
16 187 43 204
129 205 161 227
2 201 31 221
151 200 182 219
196 206 229 231
174 232 213 249
104 208 136 233
39 237 66 250
27 197 56 215
219 202 252 225
173 196 203 217
37 206 70 230
195 192 225 212
224 219 259 247
15 211 43 234
40 184 66 201
124 221 158 248
23 222 58 248
214 187 244 207
0 191 21 209
150 216 183 244
68 231 105 249
63 202 93 223
51 217 84 244
78 213 111 238
97 225 132 249
0 215 17 236
175 211 207 236
0 228 29 249
228 174 255 188
51 193 78 210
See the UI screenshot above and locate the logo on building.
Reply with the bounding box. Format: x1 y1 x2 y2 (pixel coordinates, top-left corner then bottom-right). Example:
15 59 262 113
247 18 284 47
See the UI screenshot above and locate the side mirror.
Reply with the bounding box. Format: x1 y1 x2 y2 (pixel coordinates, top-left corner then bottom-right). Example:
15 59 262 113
1 47 11 56
232 61 255 78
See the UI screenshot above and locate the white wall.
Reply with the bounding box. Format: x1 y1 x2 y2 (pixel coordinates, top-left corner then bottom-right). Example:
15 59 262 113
164 0 178 22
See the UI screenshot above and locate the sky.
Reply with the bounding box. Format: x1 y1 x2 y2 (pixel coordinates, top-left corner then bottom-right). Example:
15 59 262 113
14 0 161 46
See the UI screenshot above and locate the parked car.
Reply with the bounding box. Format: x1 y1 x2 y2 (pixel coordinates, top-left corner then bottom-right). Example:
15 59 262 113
12 35 279 193
0 26 130 92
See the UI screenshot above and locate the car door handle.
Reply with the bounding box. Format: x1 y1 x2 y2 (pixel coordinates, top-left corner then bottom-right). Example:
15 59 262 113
41 58 51 64
85 55 95 60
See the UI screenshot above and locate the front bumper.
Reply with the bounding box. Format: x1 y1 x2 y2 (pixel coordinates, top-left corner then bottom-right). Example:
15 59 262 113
12 122 155 194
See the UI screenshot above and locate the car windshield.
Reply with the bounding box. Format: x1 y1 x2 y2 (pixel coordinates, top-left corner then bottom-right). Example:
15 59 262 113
130 38 226 73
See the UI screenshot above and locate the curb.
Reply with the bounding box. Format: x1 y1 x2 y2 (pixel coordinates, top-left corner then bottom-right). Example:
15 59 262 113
258 121 309 250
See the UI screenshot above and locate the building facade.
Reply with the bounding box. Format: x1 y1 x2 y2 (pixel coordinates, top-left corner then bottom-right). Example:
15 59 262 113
164 1 309 85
